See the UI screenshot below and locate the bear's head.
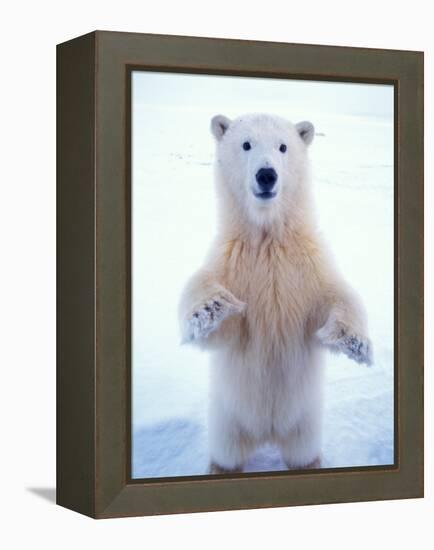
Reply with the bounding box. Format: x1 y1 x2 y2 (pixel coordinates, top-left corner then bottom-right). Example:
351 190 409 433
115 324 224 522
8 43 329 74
211 113 315 230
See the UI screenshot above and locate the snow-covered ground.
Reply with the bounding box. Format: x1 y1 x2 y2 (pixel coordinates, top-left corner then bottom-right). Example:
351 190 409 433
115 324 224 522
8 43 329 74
131 73 394 478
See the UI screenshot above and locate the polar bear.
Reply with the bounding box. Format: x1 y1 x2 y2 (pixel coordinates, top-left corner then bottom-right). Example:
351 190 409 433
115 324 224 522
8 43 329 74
179 113 372 474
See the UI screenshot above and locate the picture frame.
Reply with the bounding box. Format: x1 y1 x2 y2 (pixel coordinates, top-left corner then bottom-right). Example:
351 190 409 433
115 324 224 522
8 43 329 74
57 30 424 518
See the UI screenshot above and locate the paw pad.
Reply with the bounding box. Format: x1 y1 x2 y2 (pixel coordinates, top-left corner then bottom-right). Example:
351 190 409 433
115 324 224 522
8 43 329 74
184 297 233 341
341 334 372 365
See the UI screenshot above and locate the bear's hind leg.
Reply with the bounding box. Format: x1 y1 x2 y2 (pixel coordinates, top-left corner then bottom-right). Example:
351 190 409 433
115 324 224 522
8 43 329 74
208 408 256 475
278 409 323 471
209 462 243 475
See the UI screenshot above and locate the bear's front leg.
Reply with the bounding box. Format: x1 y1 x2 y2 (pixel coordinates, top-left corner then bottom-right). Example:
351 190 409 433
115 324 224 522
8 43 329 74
316 299 373 366
179 271 246 344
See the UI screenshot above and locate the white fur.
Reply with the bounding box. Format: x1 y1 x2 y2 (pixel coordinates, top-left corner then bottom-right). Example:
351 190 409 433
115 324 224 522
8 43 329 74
179 113 372 472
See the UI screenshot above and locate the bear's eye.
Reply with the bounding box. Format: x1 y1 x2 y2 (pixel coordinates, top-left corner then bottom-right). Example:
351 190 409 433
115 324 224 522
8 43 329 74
279 144 287 153
242 141 251 151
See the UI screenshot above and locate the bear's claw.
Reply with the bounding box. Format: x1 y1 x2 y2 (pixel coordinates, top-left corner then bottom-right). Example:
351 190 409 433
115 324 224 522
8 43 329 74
339 333 372 365
316 319 373 366
183 294 245 343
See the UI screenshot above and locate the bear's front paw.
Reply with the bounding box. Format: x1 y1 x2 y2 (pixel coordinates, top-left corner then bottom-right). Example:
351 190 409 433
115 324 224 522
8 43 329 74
316 320 373 366
338 332 373 365
182 293 246 343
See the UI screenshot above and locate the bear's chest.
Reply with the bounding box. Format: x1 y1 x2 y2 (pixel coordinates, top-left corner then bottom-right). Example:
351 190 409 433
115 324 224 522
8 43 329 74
219 237 320 344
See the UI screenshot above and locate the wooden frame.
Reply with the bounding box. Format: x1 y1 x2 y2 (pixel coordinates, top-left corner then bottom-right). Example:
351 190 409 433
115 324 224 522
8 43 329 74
57 30 424 518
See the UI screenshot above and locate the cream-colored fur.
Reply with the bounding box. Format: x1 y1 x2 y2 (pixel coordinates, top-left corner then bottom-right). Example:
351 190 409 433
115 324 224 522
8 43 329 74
179 113 372 472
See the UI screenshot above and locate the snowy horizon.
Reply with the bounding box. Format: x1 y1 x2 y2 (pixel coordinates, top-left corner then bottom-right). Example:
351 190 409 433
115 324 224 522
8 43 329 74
133 71 394 118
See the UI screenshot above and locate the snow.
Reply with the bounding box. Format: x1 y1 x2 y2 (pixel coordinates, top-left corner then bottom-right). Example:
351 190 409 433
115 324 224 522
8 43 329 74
131 72 394 479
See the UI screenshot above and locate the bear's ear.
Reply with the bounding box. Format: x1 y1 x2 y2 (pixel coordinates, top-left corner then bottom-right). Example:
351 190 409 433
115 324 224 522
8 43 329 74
211 115 231 141
296 121 315 146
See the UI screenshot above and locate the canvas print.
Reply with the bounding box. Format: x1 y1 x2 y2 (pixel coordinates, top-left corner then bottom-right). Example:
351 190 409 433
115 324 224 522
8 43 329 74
130 71 394 479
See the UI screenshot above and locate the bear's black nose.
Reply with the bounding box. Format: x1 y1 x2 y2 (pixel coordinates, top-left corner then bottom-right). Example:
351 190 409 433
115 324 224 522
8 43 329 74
256 167 277 191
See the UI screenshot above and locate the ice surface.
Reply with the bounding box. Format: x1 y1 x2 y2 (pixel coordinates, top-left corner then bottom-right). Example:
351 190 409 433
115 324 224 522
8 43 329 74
131 74 394 479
